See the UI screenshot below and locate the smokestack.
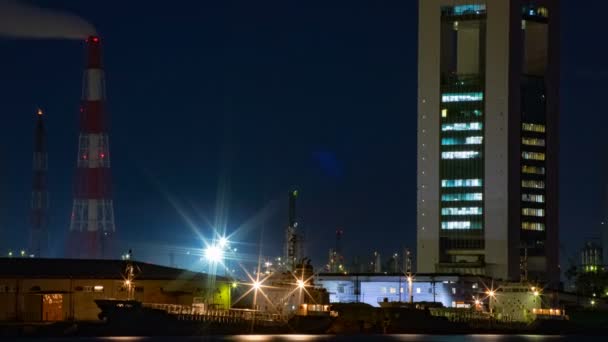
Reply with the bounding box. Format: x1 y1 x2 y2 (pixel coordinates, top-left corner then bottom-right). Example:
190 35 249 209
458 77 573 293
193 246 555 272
67 36 116 259
288 189 297 228
30 108 48 257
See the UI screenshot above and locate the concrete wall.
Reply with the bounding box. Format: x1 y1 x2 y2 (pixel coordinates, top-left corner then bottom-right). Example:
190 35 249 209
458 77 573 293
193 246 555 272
0 277 231 321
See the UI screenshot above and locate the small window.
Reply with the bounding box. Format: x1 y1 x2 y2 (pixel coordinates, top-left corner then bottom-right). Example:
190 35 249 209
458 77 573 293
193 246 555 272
135 286 144 292
93 285 104 292
416 288 421 294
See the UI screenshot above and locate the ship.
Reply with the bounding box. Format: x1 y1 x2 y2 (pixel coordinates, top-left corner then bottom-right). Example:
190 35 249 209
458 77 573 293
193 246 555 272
91 258 335 335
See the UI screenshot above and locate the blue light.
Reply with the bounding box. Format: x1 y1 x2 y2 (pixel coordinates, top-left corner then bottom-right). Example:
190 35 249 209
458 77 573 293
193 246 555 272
442 92 484 103
442 179 482 188
441 151 481 159
441 122 483 131
441 193 483 201
441 136 483 146
452 4 486 16
441 221 482 230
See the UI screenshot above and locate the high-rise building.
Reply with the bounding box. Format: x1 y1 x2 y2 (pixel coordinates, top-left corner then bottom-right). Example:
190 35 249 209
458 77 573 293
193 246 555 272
67 36 116 259
417 1 559 286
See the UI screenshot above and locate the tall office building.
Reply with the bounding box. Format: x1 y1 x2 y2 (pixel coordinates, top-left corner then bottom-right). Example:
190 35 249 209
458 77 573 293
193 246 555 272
417 0 559 286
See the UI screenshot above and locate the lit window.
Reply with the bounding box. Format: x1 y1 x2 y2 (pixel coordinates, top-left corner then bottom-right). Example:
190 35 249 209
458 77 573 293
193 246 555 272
522 165 545 175
522 194 545 203
522 123 546 133
441 179 482 188
441 122 483 131
522 208 545 217
442 92 483 103
442 109 448 118
522 137 545 147
441 221 482 230
93 285 104 292
442 151 481 159
522 152 545 161
522 180 545 189
442 4 487 16
389 287 396 294
441 136 483 145
416 288 421 294
441 193 483 201
522 222 545 231
441 207 483 216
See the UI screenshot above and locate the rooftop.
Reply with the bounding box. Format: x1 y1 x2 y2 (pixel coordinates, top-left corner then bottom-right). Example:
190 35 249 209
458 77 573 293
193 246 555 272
0 258 229 282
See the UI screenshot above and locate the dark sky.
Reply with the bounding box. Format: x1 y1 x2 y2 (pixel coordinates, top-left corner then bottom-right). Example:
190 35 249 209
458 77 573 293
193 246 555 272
0 0 606 272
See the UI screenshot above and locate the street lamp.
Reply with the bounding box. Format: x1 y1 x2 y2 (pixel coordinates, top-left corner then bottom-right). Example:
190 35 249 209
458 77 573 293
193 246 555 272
297 279 305 289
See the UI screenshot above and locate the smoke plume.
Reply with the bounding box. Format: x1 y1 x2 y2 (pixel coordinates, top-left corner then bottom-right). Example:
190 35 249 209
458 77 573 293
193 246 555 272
0 0 96 39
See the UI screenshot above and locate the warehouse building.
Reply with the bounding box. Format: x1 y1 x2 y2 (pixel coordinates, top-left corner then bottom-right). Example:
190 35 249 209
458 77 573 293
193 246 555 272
316 273 491 308
0 258 231 321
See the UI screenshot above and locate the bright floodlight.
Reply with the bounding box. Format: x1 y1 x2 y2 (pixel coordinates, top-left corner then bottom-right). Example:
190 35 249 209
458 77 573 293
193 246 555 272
219 237 228 248
204 245 224 263
533 290 540 297
487 290 495 297
297 280 305 289
252 281 261 290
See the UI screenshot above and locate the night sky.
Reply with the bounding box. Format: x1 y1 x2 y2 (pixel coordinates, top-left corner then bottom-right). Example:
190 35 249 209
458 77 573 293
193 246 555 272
0 0 606 272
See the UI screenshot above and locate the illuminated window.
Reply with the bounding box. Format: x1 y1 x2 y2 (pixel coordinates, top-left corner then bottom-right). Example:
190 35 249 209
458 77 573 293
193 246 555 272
522 194 545 203
442 207 482 216
442 151 481 159
442 179 482 188
522 165 545 175
522 208 545 217
441 136 483 145
522 180 545 189
442 109 448 118
389 287 397 294
522 137 545 147
93 285 104 292
416 288 421 294
522 222 545 231
522 152 545 161
441 221 483 230
441 122 483 131
442 4 487 16
522 123 545 133
442 92 484 103
441 193 483 201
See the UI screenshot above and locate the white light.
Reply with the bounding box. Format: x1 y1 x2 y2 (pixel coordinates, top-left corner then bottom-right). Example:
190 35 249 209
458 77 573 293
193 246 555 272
204 245 224 263
219 237 228 248
252 281 261 290
297 280 305 289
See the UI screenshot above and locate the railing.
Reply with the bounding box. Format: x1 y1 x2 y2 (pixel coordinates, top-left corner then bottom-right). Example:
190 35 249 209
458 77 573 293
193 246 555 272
142 303 288 325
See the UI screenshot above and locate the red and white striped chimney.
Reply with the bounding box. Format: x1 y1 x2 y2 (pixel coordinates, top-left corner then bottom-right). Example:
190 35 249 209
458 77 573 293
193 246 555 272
67 35 115 259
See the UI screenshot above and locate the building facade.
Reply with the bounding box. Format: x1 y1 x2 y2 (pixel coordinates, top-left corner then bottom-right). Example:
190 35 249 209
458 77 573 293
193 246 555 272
316 273 489 309
417 0 560 286
0 259 231 321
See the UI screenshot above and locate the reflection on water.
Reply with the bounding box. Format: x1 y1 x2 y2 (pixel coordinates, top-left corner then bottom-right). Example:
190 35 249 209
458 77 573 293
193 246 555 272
22 335 594 342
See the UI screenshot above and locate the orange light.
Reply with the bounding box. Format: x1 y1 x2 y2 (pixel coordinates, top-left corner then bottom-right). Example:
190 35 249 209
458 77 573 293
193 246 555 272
37 108 43 116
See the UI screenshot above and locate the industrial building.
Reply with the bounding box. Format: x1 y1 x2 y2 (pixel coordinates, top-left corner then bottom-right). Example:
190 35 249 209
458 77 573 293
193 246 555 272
316 273 491 309
0 258 231 321
417 0 560 286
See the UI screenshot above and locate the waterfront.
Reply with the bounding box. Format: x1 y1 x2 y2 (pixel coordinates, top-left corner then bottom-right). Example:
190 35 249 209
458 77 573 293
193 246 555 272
12 335 606 342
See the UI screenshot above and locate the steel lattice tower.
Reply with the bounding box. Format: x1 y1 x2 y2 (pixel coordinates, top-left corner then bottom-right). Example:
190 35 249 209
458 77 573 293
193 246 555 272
67 36 115 259
30 108 48 257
